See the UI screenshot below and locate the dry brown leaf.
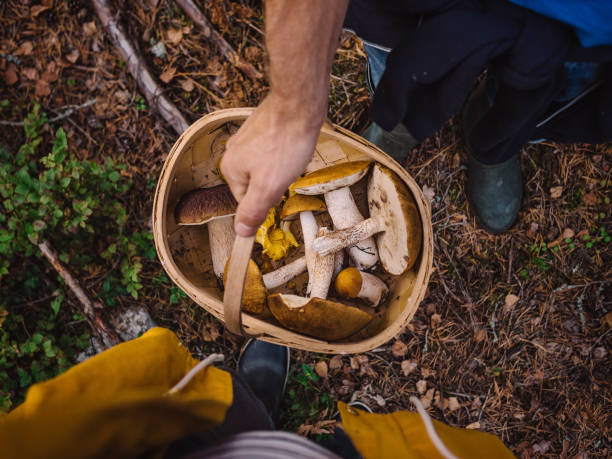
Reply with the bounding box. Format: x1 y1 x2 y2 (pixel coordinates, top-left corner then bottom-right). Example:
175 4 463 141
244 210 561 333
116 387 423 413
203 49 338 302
430 313 441 328
550 186 563 199
561 228 575 240
391 339 408 358
448 397 460 412
329 355 343 370
503 294 519 315
350 356 360 370
31 5 50 17
22 67 38 80
526 222 539 238
474 328 487 343
422 184 435 204
421 367 435 378
14 41 34 56
159 67 177 84
4 64 18 85
466 421 481 430
167 28 183 45
35 79 51 97
180 79 195 92
603 312 612 329
416 379 427 394
65 49 80 64
83 22 97 36
314 361 328 379
41 62 59 83
593 347 607 359
582 191 597 206
421 388 435 409
401 360 417 376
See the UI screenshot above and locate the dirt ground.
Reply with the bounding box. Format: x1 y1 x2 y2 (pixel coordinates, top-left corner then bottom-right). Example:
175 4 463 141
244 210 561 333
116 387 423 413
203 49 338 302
1 1 610 457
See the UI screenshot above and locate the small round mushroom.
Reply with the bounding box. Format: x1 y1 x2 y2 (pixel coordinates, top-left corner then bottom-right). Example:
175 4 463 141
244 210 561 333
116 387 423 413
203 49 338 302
291 161 379 270
280 194 327 295
175 184 237 282
335 267 388 307
312 163 422 275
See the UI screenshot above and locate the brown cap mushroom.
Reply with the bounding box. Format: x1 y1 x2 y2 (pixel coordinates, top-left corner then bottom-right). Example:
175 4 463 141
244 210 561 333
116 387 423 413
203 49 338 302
280 195 327 296
335 267 388 307
291 161 379 270
312 163 422 275
223 258 268 316
175 184 237 282
267 293 372 340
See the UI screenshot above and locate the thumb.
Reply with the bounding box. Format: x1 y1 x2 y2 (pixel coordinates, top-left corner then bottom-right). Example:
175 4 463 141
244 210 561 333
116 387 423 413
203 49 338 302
233 182 277 237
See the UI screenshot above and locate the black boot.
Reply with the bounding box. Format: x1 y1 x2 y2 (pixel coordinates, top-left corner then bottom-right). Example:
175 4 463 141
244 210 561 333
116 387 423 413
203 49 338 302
238 339 289 422
463 77 523 233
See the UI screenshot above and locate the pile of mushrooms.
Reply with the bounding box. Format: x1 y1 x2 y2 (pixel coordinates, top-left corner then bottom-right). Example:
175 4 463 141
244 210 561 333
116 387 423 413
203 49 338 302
174 160 422 341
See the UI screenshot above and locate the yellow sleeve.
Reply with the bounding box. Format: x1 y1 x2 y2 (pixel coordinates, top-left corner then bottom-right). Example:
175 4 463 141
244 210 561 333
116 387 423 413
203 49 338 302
339 402 515 459
0 327 232 459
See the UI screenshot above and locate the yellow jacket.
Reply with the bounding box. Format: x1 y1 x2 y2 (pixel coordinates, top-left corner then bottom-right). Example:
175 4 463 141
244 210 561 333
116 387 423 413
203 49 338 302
0 328 514 459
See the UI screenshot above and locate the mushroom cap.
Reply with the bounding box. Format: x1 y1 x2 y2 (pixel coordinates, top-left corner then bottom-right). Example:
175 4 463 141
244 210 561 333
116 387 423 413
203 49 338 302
280 195 327 220
291 161 371 195
268 293 372 341
334 267 362 298
368 163 422 275
175 184 237 225
223 258 269 316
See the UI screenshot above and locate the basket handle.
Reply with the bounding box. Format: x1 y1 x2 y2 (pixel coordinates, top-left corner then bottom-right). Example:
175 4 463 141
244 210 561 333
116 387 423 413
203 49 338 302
223 234 255 335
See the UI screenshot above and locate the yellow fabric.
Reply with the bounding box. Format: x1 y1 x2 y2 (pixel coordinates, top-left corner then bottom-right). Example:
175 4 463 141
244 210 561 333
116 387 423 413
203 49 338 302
339 402 515 459
0 327 232 459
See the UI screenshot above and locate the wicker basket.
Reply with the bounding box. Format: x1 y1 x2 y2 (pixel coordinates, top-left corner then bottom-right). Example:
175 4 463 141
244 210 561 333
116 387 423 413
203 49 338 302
153 108 433 354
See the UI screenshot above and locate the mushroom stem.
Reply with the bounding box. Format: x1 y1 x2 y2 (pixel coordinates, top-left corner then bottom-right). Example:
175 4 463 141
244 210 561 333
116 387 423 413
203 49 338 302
312 216 382 257
323 187 379 270
356 271 388 307
262 256 307 289
208 216 236 282
310 227 335 300
299 211 319 296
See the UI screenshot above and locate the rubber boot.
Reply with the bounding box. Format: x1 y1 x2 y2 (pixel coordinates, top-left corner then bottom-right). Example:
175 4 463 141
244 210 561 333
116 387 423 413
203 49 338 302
238 339 289 423
361 122 418 163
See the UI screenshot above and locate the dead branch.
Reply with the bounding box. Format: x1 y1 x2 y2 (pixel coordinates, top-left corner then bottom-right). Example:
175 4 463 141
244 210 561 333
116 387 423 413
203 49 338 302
38 239 120 348
175 0 263 81
0 99 97 127
92 0 189 135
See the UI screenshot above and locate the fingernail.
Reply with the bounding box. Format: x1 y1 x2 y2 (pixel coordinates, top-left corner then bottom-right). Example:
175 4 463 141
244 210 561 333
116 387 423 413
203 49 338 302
235 222 256 236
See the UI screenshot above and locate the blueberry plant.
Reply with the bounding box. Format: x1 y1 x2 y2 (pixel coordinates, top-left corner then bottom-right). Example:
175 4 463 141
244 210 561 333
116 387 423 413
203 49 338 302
0 106 151 411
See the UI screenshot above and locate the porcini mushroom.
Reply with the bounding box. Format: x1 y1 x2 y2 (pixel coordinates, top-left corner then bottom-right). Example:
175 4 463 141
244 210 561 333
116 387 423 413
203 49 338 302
223 258 268 316
335 267 388 307
312 163 422 275
291 161 379 270
262 256 307 289
280 194 327 295
267 294 373 340
175 184 237 282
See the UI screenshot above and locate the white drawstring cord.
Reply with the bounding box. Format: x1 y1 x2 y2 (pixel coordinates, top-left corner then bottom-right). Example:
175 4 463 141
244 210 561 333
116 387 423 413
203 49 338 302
410 396 459 459
167 353 224 395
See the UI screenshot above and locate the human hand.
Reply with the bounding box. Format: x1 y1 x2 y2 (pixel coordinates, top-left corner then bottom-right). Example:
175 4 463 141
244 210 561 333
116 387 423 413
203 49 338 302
220 94 323 236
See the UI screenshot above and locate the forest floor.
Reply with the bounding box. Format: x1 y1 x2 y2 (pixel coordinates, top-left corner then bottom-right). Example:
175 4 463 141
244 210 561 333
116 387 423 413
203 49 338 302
1 1 610 457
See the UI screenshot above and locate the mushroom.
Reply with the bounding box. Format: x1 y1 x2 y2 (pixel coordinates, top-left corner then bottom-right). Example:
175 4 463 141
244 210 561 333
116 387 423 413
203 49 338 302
223 258 267 316
267 294 373 341
175 184 237 283
262 256 307 289
280 194 327 295
291 161 379 270
312 163 422 275
335 267 388 307
268 227 372 340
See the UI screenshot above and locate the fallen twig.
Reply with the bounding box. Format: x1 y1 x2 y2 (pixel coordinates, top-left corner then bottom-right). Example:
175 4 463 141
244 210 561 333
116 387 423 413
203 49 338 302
93 0 189 135
175 0 263 80
0 99 97 127
38 239 120 348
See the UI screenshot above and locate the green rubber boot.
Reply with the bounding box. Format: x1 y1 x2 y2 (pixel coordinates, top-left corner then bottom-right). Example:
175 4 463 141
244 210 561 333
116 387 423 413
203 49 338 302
467 152 523 234
361 122 418 163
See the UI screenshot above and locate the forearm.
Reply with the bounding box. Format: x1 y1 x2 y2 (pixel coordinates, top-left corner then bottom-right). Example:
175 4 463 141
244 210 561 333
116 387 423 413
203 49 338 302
264 0 349 128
